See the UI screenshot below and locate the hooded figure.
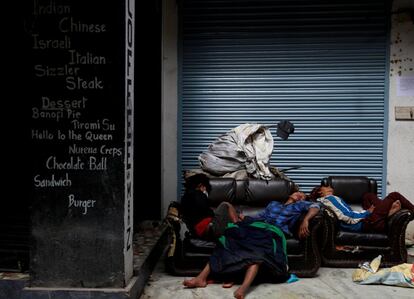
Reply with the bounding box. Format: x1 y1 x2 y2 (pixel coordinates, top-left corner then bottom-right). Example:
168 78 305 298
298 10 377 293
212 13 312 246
198 120 294 180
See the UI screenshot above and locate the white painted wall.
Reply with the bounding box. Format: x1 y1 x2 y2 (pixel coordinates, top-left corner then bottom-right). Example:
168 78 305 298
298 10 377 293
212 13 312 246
388 0 414 240
161 0 414 239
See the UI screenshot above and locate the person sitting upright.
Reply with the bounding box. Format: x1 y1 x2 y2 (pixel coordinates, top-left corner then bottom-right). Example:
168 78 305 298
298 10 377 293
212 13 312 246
180 173 242 239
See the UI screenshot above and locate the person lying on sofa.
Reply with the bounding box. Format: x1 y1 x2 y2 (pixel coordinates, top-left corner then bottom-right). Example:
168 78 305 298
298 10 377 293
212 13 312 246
309 186 414 233
252 191 322 239
183 217 290 299
180 173 243 240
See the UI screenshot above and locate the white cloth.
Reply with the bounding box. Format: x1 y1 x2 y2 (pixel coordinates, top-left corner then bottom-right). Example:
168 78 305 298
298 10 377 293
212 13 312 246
353 262 414 288
198 123 274 180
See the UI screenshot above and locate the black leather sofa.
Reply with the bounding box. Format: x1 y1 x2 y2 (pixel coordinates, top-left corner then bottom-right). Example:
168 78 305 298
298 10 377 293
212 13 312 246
165 178 323 278
320 176 414 267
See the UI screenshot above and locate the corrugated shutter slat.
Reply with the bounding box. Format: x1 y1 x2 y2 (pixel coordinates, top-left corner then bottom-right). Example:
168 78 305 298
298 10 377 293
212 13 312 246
179 0 387 193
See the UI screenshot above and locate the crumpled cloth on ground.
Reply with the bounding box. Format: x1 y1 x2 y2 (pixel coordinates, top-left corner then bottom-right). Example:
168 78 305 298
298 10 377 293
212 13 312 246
352 260 414 288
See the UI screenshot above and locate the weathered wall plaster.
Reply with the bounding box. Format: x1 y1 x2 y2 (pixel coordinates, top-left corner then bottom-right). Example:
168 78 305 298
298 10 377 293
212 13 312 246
388 0 414 240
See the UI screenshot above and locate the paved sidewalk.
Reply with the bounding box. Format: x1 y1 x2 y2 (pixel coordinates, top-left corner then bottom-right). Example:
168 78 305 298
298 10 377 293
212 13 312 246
140 246 414 299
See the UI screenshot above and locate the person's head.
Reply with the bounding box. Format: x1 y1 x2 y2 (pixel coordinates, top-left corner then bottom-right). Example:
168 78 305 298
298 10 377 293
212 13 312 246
184 173 212 194
276 120 295 140
307 185 334 201
286 191 306 204
319 186 334 197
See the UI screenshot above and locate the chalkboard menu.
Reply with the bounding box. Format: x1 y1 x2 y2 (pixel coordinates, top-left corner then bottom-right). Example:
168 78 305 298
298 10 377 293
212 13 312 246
25 0 134 288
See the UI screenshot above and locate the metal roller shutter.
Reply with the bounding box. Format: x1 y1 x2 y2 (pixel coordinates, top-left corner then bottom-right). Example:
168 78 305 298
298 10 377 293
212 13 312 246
179 0 389 193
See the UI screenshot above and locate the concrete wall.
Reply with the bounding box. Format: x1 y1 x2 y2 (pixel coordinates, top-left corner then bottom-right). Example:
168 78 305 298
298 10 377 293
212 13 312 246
160 0 414 238
388 0 414 240
161 0 178 217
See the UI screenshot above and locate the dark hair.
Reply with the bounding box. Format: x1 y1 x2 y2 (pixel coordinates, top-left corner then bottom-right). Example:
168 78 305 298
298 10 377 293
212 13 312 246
307 186 322 202
184 173 211 193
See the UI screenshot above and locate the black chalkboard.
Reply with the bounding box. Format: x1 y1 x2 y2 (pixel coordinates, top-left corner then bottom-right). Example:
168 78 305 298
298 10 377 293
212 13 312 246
25 0 134 287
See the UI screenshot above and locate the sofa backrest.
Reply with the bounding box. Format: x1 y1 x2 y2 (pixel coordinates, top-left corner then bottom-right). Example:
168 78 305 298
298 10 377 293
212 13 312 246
237 179 293 206
208 178 294 207
321 176 377 205
208 178 236 207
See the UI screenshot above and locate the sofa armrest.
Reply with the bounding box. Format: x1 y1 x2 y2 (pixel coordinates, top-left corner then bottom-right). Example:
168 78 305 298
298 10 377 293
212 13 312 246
384 209 413 264
309 211 324 230
322 207 339 226
321 207 339 249
289 209 324 277
291 209 324 240
387 209 414 241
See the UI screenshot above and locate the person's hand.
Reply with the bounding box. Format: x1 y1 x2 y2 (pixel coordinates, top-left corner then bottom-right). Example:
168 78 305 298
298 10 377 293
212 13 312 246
298 220 310 239
289 192 306 202
367 205 375 213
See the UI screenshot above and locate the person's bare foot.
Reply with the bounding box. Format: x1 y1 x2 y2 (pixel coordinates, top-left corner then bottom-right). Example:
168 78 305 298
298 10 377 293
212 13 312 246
388 200 401 216
234 286 247 299
183 277 207 288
